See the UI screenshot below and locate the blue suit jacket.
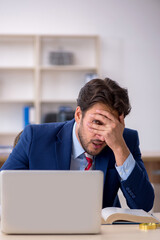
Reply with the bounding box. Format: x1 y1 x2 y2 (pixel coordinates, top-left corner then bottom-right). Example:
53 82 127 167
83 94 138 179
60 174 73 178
1 119 154 211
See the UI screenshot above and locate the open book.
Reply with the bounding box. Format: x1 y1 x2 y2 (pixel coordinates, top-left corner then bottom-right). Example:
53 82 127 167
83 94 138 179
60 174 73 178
101 207 160 224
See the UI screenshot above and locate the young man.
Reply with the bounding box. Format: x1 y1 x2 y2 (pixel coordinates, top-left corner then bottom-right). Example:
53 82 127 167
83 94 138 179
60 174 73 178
0 78 154 211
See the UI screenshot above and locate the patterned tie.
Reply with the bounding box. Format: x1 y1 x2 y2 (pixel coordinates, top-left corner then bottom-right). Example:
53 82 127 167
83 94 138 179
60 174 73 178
84 152 93 170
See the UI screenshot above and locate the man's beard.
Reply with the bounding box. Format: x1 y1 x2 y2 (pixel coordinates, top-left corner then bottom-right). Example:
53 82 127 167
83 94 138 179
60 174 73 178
77 123 106 156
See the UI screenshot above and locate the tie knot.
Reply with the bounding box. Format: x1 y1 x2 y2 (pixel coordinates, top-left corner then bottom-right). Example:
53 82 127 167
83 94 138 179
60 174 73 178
84 152 93 170
84 152 93 162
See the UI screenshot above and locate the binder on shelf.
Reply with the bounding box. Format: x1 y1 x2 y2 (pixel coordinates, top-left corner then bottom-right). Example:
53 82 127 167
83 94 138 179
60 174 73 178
43 106 74 123
23 106 35 128
42 113 57 123
57 106 75 122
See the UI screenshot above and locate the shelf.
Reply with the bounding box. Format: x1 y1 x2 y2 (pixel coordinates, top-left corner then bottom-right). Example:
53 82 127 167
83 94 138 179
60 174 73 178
0 132 19 146
0 100 34 104
0 66 34 71
40 66 98 71
41 99 76 103
0 132 18 136
0 34 100 144
40 34 99 38
40 36 99 69
0 37 35 67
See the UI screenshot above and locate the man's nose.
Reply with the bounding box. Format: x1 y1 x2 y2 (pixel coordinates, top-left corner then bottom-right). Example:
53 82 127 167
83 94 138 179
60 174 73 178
95 134 105 142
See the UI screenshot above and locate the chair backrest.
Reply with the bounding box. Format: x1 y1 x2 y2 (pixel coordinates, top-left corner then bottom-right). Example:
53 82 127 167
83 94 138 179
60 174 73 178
13 131 23 148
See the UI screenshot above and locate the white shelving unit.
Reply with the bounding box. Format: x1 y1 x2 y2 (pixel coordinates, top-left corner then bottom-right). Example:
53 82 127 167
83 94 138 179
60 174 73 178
0 34 100 145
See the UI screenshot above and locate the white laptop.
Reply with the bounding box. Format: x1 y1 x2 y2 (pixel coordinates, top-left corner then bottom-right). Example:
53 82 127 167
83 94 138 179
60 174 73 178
1 170 103 234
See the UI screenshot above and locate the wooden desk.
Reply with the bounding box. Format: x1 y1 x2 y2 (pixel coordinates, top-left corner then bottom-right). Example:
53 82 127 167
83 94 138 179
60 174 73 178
0 213 160 240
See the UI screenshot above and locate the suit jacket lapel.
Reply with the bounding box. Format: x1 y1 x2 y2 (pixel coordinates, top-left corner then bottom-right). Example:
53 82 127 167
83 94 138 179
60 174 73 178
55 119 75 170
55 119 114 178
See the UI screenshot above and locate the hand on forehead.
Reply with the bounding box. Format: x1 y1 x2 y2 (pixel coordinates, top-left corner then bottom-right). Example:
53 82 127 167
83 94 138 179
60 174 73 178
87 108 119 125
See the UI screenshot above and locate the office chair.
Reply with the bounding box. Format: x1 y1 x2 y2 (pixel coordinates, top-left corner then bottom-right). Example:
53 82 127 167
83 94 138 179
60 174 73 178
13 131 23 148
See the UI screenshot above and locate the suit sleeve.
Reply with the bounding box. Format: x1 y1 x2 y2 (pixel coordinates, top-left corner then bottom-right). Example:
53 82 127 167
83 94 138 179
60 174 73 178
0 125 32 170
120 131 155 212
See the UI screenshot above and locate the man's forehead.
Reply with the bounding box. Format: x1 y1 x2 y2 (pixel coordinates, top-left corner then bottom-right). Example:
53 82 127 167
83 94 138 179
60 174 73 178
84 102 119 119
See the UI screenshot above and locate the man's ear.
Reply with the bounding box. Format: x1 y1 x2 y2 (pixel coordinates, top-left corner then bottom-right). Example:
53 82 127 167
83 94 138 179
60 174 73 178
75 106 82 124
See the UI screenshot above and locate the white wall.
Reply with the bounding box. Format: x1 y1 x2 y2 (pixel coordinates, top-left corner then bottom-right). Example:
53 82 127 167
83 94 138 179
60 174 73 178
0 0 160 152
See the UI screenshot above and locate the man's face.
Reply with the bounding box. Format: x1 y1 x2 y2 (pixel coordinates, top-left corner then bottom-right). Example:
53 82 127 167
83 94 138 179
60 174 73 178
75 102 119 156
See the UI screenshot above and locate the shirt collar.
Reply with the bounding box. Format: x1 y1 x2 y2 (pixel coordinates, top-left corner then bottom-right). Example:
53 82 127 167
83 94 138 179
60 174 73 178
72 122 85 159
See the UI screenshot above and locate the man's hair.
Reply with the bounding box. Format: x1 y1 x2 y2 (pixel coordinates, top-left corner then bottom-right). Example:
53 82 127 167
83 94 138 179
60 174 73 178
77 78 131 117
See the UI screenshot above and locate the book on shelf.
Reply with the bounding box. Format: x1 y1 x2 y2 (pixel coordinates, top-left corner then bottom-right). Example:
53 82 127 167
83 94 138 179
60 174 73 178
101 207 160 224
23 106 35 127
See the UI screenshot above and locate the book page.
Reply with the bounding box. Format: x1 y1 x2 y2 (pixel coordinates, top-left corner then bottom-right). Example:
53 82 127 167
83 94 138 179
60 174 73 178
101 207 152 221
